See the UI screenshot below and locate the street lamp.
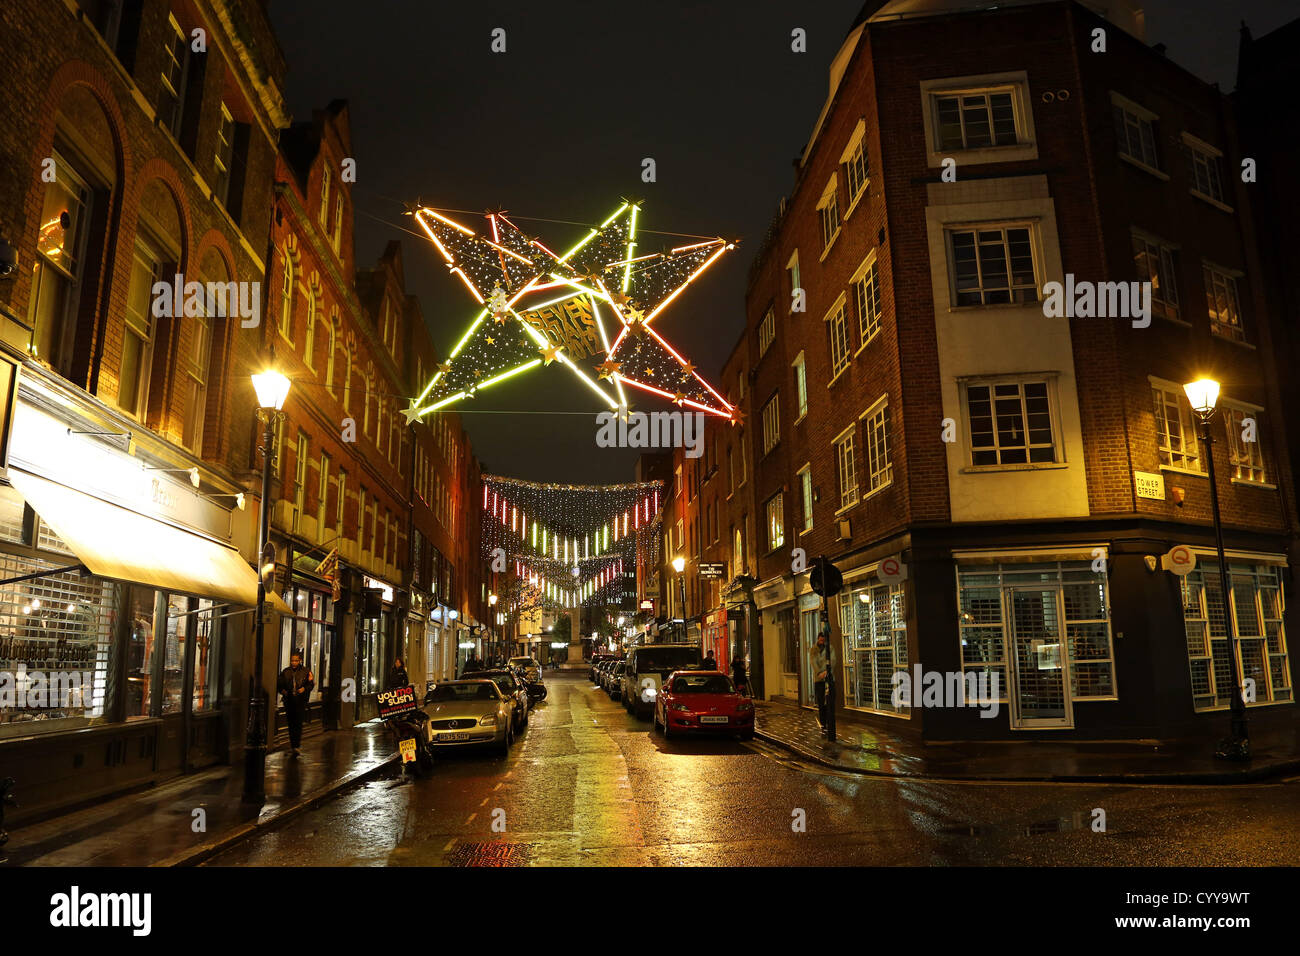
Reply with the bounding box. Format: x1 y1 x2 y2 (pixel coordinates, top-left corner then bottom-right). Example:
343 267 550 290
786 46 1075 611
243 367 290 803
671 556 687 644
1183 377 1249 760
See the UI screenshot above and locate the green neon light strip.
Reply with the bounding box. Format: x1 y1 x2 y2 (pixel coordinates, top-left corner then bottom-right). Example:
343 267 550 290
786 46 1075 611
623 204 638 293
557 203 628 262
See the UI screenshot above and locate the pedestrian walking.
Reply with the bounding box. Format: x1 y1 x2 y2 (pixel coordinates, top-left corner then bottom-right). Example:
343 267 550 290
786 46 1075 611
276 651 314 756
811 630 835 732
731 654 749 697
387 657 409 689
701 650 717 671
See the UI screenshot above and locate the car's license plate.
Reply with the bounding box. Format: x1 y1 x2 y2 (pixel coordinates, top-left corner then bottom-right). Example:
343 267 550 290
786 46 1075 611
440 732 470 741
700 716 729 724
399 738 417 762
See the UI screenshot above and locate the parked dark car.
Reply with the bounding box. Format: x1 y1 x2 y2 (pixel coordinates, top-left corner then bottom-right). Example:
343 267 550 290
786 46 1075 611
607 662 628 699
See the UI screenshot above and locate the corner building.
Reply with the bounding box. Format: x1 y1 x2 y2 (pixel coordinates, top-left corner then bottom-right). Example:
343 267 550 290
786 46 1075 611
742 0 1299 740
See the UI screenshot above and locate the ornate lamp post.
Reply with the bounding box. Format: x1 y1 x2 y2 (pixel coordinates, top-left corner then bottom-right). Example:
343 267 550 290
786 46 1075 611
672 556 687 643
1184 377 1250 761
243 368 291 803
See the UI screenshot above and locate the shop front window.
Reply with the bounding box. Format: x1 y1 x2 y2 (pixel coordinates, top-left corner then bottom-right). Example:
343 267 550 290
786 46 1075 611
192 599 220 712
160 592 189 715
0 556 117 739
126 586 159 718
279 584 334 703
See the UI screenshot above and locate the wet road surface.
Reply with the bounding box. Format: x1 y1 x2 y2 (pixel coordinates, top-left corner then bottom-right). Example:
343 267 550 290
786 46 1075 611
206 672 1300 866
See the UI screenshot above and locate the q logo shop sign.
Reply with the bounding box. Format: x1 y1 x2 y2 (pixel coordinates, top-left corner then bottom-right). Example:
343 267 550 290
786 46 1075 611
1161 546 1197 576
877 556 907 586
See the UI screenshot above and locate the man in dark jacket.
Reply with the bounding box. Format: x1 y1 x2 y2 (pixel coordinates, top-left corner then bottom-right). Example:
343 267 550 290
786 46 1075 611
700 651 718 671
388 657 410 689
277 651 314 756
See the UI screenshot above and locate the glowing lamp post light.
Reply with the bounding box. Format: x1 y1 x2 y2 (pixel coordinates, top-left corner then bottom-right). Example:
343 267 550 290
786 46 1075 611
1183 377 1249 760
671 556 687 644
243 367 290 803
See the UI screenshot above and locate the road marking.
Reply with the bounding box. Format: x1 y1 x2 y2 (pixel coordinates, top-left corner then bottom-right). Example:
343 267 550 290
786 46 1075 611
466 812 477 824
443 838 456 851
493 783 503 791
479 797 488 806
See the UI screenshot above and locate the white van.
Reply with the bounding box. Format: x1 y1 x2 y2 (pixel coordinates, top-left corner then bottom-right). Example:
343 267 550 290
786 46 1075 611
621 644 702 719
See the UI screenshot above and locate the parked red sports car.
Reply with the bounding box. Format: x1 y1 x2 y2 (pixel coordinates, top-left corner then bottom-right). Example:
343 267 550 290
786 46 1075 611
654 670 754 740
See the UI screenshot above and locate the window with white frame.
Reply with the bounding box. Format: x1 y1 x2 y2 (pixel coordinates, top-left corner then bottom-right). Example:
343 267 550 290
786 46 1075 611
798 464 813 532
826 298 850 378
214 103 235 207
761 393 779 455
834 427 858 510
818 177 840 252
293 431 309 534
336 468 347 538
933 88 1018 150
1112 94 1160 170
279 251 294 342
1203 264 1244 341
965 379 1055 466
765 492 784 552
842 126 870 206
317 452 331 532
28 150 94 374
119 235 163 420
333 196 344 254
1185 138 1225 203
320 166 332 230
158 13 190 137
853 254 882 345
1224 404 1266 484
675 519 683 550
948 225 1038 305
1132 232 1180 321
957 560 1116 701
758 306 775 357
792 351 808 420
1182 561 1290 710
862 398 892 494
786 250 801 310
1151 381 1201 472
304 288 317 370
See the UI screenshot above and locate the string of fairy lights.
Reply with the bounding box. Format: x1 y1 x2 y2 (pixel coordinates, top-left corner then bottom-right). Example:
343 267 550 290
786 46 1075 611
481 475 664 611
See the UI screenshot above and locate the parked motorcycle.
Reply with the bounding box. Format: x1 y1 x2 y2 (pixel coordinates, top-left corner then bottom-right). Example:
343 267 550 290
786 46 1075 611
524 678 547 703
378 686 435 776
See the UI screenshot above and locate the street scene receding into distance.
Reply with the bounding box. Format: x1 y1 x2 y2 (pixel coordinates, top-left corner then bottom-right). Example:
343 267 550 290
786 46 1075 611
0 0 1296 939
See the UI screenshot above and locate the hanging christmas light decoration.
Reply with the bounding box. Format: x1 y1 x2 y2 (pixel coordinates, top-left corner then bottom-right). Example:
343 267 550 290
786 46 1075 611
481 474 662 611
403 201 739 422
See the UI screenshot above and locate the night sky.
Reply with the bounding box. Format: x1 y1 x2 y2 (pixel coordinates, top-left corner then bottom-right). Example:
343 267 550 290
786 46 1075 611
266 0 1296 483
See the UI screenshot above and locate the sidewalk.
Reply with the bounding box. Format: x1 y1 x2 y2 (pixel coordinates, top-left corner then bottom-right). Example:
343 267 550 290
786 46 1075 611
2 722 397 867
754 698 1300 783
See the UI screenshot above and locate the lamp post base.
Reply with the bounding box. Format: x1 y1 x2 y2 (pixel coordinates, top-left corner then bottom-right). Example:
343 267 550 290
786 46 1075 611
242 694 267 803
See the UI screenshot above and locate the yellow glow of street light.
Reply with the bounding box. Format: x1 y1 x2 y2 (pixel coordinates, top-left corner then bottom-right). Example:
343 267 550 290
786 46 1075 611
1183 378 1220 416
251 369 291 410
672 556 685 573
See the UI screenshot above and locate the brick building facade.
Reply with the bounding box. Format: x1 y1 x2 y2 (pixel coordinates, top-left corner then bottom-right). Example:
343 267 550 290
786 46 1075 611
709 0 1299 741
0 0 491 822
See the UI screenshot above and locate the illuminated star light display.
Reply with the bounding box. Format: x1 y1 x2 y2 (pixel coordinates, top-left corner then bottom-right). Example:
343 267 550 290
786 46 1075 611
403 200 738 422
482 475 663 610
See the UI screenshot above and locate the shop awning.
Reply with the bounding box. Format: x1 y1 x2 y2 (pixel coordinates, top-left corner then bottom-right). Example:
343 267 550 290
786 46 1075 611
9 469 292 615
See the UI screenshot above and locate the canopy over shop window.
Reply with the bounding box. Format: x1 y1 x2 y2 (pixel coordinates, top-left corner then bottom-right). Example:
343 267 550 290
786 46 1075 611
8 469 292 615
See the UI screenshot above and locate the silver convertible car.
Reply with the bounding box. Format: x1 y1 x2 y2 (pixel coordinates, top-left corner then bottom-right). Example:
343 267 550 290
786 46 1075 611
422 679 516 755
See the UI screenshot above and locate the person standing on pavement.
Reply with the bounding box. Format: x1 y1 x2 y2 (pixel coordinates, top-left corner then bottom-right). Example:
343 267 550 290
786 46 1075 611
277 651 314 756
388 657 409 689
811 631 835 731
731 654 749 697
701 650 717 671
